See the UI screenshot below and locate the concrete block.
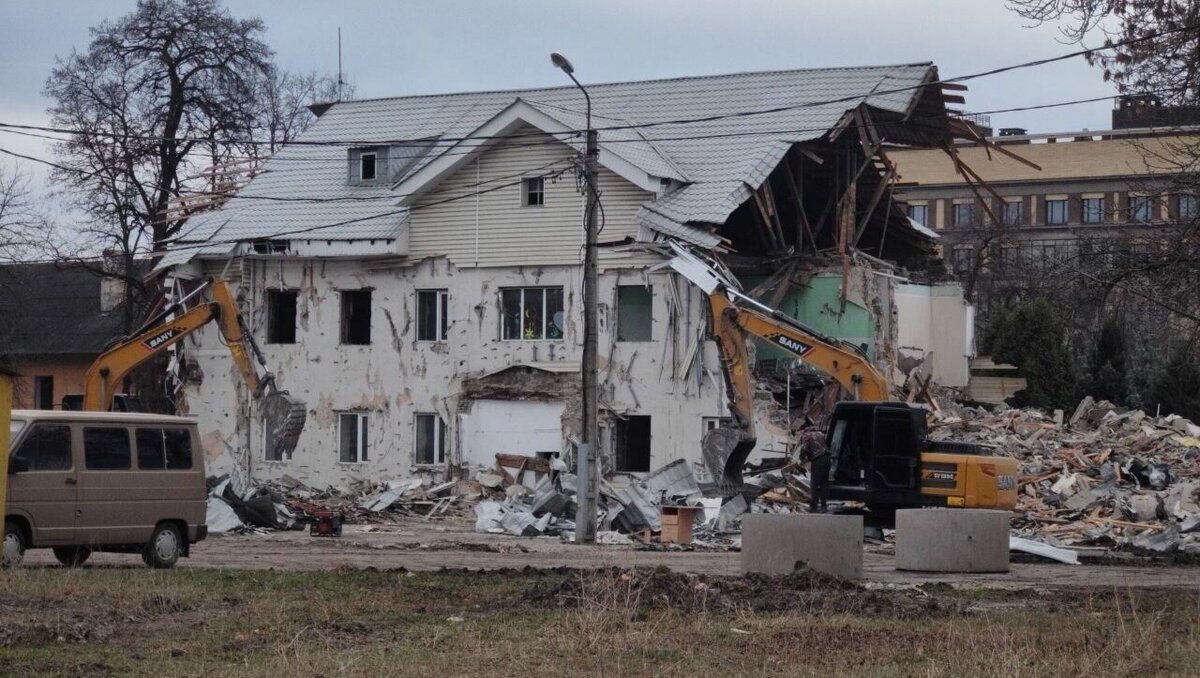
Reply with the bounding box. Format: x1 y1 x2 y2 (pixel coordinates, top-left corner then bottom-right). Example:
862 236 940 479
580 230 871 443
741 514 863 579
895 509 1010 573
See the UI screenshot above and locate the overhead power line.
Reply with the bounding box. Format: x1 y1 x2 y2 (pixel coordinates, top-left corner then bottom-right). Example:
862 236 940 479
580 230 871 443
1 20 1195 150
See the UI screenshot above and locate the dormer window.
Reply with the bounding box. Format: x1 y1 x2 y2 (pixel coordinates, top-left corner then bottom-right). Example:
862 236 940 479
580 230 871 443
360 152 377 181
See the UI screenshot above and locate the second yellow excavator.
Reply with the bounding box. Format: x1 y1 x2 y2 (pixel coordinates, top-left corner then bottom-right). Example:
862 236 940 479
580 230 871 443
667 248 1017 514
69 278 307 459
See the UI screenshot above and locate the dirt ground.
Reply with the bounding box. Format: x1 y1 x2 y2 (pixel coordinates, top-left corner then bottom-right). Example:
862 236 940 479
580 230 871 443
22 517 1200 590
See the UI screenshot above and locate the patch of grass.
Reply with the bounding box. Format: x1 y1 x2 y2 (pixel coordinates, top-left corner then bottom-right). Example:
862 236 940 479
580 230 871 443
0 567 1195 677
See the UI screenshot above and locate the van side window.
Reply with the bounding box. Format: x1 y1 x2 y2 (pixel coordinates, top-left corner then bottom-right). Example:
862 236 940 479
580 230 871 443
136 428 194 470
11 424 71 471
84 428 132 470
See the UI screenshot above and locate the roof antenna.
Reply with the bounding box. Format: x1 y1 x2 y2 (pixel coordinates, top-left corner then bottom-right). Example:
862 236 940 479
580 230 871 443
337 27 345 102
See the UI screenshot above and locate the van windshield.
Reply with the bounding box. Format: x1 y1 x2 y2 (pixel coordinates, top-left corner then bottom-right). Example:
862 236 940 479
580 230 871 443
8 420 25 448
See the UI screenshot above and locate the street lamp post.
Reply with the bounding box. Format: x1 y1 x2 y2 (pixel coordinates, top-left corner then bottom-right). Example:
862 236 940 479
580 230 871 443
551 52 599 544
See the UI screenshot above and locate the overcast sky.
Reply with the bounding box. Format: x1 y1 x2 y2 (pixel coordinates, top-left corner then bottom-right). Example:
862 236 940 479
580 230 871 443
0 0 1115 214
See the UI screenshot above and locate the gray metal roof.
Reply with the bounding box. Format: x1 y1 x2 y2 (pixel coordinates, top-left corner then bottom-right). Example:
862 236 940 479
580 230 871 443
168 63 935 260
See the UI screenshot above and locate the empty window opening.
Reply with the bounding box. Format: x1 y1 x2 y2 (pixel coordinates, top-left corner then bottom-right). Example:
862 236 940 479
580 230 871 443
266 289 298 344
906 204 927 226
615 415 651 473
523 176 545 206
338 412 369 463
1001 200 1023 226
1045 199 1068 225
617 285 652 342
501 287 564 340
360 152 377 181
252 240 288 255
703 416 733 435
1129 195 1152 223
32 376 53 410
417 289 449 341
1082 197 1105 224
414 413 447 465
136 428 193 470
84 427 131 470
340 289 372 345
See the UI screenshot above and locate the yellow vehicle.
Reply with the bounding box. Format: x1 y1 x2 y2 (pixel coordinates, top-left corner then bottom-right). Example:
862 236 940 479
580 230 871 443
684 260 1017 513
69 278 306 460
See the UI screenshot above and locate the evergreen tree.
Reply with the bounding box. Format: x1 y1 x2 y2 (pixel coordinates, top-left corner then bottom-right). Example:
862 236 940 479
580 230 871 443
1084 316 1129 404
984 297 1076 410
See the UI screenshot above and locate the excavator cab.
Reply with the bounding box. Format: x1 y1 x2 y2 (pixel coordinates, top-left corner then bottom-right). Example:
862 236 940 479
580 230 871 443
826 401 925 509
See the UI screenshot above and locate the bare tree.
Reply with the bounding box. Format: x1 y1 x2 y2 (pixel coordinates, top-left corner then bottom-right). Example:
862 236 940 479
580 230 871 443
253 69 349 156
0 166 48 263
44 0 273 253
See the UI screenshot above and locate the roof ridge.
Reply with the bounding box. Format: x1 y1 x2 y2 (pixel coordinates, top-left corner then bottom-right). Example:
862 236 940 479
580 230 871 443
314 62 935 108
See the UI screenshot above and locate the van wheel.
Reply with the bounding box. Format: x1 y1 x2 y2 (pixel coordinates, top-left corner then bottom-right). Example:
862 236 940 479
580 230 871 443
53 546 91 567
142 524 182 569
3 521 26 568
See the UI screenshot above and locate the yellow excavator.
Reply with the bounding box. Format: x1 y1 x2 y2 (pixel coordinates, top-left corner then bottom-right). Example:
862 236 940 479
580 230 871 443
68 278 306 458
667 250 1017 513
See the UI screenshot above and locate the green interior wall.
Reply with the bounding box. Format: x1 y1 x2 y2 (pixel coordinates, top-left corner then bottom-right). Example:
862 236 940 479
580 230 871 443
745 273 876 361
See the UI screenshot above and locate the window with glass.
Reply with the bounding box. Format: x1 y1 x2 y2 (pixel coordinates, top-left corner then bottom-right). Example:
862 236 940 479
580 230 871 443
1177 194 1197 221
414 413 447 466
1001 200 1023 226
951 247 975 274
1082 197 1105 224
501 287 564 340
84 427 131 470
136 428 193 470
10 424 71 471
417 289 449 342
338 412 369 463
1129 195 1152 222
616 285 652 342
523 177 545 206
952 202 977 227
1045 199 1068 225
907 204 928 226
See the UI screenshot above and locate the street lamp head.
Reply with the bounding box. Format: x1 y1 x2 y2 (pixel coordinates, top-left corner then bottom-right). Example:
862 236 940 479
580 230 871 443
550 52 574 75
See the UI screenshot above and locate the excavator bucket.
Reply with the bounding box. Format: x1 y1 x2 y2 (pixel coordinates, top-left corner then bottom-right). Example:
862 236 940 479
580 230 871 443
261 390 307 460
702 427 756 498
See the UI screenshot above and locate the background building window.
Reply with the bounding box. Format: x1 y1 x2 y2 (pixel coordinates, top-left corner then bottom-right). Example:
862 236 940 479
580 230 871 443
907 204 928 226
417 289 449 341
951 247 975 274
1129 195 1152 222
1000 200 1023 226
952 202 977 227
414 413 447 465
616 285 652 342
32 376 53 410
1082 198 1105 224
1177 194 1197 221
1045 199 1067 224
501 287 564 340
338 412 369 463
266 289 298 344
614 415 651 472
340 290 372 345
523 176 544 206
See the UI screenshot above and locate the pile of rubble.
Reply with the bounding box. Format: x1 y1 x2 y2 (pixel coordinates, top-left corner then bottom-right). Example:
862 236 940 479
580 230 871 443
205 473 475 534
931 396 1200 554
473 458 748 547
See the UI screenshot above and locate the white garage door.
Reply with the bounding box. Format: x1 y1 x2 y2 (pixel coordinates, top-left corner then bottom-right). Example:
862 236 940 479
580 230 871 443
459 400 565 468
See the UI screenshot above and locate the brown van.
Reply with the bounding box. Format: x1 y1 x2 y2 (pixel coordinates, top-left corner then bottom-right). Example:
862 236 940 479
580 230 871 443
5 410 207 568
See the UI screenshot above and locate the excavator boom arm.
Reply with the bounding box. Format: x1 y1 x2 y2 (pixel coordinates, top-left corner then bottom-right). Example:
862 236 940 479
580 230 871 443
82 279 262 411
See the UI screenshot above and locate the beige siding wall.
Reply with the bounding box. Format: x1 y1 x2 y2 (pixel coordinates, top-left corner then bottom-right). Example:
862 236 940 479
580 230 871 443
407 124 653 268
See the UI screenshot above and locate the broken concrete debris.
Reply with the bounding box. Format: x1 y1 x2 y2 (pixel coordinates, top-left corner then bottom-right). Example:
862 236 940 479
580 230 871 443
931 397 1200 555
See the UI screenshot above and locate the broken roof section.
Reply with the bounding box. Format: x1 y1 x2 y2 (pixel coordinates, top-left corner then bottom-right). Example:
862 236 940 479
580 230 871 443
164 63 953 265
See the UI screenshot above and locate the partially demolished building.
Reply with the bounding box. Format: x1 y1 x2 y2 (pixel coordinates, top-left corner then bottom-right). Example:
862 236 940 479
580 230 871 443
160 64 977 488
